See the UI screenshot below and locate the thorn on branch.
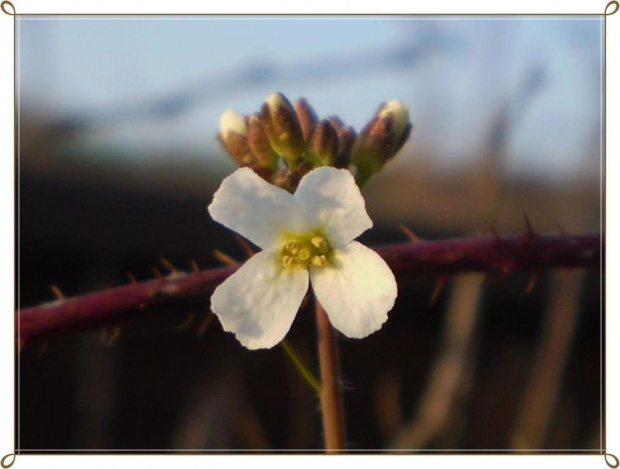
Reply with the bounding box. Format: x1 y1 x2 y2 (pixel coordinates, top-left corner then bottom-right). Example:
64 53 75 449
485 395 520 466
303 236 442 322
127 273 138 284
160 257 179 274
399 224 422 243
50 285 65 300
190 260 200 273
235 235 256 258
176 311 196 331
213 250 238 266
196 312 215 337
430 276 449 305
523 214 536 240
151 267 164 279
523 271 541 295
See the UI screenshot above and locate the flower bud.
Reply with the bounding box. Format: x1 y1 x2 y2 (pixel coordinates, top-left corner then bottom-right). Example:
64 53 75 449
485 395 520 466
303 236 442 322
334 125 356 169
220 109 247 137
328 115 345 131
378 100 410 143
351 113 394 185
305 120 338 167
247 113 279 169
294 98 319 141
351 100 412 185
378 100 412 156
260 92 305 167
218 110 256 166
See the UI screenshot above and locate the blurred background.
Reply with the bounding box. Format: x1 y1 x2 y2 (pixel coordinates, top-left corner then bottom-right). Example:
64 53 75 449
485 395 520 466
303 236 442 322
17 16 603 451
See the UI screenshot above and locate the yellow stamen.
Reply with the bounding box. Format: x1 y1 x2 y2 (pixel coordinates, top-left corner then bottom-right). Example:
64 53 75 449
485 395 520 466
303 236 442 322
280 231 332 269
310 255 327 267
298 249 310 261
311 236 329 253
283 241 301 255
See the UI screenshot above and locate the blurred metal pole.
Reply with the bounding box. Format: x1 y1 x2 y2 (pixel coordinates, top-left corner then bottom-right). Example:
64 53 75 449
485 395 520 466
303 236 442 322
73 269 118 450
390 273 484 449
171 368 253 449
73 331 116 449
510 270 584 449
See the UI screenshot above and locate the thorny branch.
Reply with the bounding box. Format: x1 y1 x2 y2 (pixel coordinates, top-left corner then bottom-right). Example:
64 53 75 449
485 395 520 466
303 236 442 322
18 233 602 345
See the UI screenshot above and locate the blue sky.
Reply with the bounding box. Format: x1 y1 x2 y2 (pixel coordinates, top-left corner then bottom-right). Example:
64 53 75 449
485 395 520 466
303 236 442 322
17 16 603 180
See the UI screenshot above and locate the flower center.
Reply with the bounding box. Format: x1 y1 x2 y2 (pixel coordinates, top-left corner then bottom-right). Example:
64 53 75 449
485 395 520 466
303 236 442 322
280 232 332 269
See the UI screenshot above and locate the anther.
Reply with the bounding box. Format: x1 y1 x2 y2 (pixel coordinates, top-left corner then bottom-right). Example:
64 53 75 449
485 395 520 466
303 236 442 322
310 255 327 267
311 236 329 253
282 255 294 267
298 249 310 261
283 241 301 255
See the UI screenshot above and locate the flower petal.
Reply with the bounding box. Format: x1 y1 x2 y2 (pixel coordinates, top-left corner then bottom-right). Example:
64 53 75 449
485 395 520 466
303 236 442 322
310 241 397 339
294 167 372 247
209 167 307 249
210 249 309 349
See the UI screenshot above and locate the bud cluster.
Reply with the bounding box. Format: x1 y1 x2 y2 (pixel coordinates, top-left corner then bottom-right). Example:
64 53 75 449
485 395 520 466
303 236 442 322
218 92 412 191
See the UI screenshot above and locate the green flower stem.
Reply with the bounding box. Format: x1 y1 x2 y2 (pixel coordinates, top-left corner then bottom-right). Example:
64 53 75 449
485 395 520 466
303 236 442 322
280 339 321 394
315 297 347 453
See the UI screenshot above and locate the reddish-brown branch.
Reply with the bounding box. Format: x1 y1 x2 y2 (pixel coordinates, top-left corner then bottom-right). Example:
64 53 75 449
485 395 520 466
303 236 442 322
17 233 602 344
378 233 601 276
18 266 236 345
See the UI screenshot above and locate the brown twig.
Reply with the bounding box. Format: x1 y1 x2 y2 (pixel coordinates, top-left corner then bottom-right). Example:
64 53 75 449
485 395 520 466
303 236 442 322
390 273 484 449
315 298 347 453
511 270 584 448
17 233 602 344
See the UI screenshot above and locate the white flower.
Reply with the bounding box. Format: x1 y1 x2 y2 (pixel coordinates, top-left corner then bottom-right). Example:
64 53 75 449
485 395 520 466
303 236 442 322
208 166 398 350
